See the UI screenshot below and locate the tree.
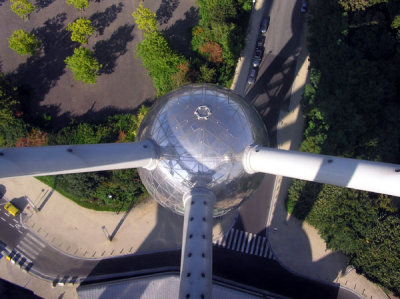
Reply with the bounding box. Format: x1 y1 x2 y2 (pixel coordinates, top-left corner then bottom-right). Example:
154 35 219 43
10 0 36 19
66 18 95 44
132 4 157 33
136 31 185 96
66 0 89 11
0 74 26 147
65 47 101 84
8 29 40 55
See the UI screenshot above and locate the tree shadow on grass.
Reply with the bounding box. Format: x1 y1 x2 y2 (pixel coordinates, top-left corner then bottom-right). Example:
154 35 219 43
156 0 180 25
35 0 56 11
162 7 199 57
90 3 124 35
94 24 134 75
6 13 75 122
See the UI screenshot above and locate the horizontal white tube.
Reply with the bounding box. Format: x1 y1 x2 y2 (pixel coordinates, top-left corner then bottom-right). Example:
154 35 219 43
179 188 215 299
0 140 158 178
243 146 400 197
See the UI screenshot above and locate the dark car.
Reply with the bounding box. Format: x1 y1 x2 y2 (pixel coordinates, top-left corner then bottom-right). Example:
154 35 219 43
260 16 270 34
254 48 263 60
256 35 265 48
301 0 307 13
248 68 258 84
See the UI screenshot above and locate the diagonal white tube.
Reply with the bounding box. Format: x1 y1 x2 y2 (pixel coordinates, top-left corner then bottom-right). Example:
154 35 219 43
243 146 400 197
179 188 215 299
0 140 158 178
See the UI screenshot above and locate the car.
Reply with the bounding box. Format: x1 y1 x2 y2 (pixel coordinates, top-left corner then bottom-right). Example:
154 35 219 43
254 48 263 60
248 68 258 84
256 35 265 48
301 0 307 13
260 16 270 34
4 202 20 217
252 57 261 68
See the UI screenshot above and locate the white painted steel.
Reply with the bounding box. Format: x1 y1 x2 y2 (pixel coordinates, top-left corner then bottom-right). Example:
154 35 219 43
179 188 215 299
243 146 400 197
0 141 158 178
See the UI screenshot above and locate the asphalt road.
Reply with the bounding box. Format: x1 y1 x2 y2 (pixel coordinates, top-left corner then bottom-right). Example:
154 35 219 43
238 0 305 234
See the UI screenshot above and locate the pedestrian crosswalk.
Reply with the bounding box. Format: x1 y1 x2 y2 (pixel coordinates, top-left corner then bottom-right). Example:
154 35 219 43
213 228 274 259
9 232 46 270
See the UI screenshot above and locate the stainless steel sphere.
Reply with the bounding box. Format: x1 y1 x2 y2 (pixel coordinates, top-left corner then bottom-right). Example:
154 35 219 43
137 84 268 217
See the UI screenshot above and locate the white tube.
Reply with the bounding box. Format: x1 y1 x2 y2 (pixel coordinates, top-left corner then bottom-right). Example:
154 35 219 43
0 140 158 178
243 146 400 197
179 188 215 299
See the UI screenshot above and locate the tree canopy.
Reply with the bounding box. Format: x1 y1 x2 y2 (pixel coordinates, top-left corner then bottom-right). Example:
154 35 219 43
287 0 400 295
131 4 157 33
66 18 95 44
64 47 101 84
8 29 40 55
66 0 89 11
10 0 36 19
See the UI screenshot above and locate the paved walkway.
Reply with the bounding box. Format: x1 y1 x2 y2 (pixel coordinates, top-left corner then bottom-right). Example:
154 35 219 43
0 177 160 259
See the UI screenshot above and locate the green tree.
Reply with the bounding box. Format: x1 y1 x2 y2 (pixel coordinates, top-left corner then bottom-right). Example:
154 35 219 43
132 4 157 33
8 29 40 55
66 18 95 44
0 74 27 147
136 31 185 96
65 47 101 84
10 0 36 19
66 0 89 10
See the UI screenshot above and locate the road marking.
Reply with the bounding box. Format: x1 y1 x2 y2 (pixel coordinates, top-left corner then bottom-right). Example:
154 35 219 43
222 229 232 247
254 236 261 255
240 232 248 252
226 229 236 249
8 223 14 228
15 247 35 263
0 217 5 221
17 230 23 234
12 219 18 223
17 242 39 257
249 236 256 254
19 240 40 256
26 233 46 248
23 236 45 250
235 231 244 251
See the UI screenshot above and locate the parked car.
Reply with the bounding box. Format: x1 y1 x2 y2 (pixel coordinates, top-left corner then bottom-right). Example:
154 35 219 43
256 35 265 48
248 68 258 84
301 0 307 13
254 48 263 60
260 16 270 34
252 57 261 68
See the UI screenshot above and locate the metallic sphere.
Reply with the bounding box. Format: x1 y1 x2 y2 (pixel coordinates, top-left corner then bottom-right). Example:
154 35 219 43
137 84 268 217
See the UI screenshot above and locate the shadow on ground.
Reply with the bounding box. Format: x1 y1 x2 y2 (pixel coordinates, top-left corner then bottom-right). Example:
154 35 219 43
90 3 124 35
94 24 134 74
162 6 199 57
35 0 56 11
6 13 74 123
157 0 180 25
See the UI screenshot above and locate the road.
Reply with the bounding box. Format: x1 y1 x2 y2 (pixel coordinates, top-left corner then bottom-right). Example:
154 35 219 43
238 0 306 234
